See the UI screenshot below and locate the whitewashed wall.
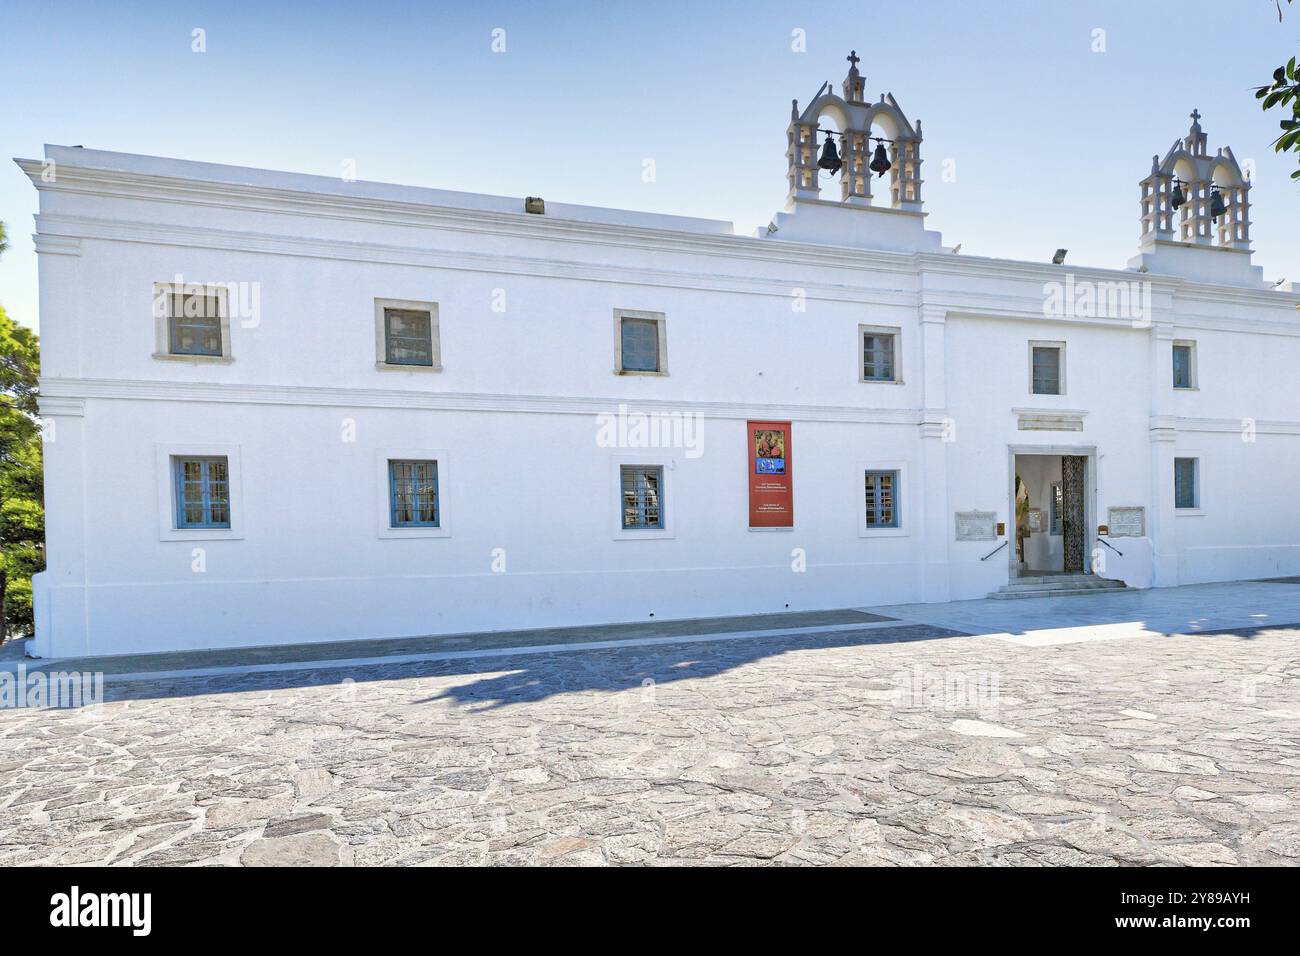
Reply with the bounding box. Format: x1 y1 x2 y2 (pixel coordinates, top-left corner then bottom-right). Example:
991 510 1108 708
21 146 1300 657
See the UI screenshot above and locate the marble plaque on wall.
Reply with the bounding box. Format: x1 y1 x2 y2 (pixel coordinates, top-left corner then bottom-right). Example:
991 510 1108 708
954 510 997 541
1107 506 1145 538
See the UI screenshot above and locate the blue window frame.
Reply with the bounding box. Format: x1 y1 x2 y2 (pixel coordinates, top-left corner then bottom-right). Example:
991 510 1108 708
173 456 231 529
1172 344 1193 389
384 308 434 366
862 332 896 381
864 469 899 528
1174 457 1198 509
620 465 663 529
1049 480 1063 535
389 459 439 527
620 318 660 372
168 291 223 356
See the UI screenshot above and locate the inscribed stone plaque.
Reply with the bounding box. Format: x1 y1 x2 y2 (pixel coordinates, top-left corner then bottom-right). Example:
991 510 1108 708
1027 508 1043 533
1107 506 1145 538
955 510 997 541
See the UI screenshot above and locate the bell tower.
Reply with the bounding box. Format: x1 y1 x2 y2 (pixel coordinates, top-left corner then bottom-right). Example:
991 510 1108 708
770 52 942 253
1130 111 1262 286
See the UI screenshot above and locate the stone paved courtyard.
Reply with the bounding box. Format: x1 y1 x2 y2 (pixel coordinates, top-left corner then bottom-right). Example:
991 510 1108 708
2 584 1300 867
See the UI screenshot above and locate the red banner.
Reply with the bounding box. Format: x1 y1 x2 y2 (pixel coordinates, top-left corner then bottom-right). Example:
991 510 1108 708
748 420 793 528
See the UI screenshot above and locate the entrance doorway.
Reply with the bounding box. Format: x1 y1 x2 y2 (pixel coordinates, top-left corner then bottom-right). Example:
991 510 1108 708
1011 452 1091 578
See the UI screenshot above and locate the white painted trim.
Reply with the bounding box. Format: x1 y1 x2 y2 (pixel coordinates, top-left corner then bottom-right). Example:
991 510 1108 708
376 449 452 539
856 460 910 537
1172 338 1198 390
858 324 904 384
610 453 675 540
38 376 926 425
154 443 245 541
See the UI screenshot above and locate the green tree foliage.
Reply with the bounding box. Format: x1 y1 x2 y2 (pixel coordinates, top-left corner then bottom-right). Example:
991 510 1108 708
0 221 45 638
1258 2 1300 180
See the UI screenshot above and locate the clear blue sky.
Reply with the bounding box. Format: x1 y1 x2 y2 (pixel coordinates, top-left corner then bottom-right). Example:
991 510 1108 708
2 0 1298 331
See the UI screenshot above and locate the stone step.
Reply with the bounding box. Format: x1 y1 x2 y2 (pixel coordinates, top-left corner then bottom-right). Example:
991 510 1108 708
1001 579 1126 592
993 574 1128 598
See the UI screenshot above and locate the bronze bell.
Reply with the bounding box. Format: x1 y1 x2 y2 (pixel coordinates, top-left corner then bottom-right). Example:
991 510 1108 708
817 135 842 176
1209 188 1226 221
869 141 892 177
1170 181 1186 210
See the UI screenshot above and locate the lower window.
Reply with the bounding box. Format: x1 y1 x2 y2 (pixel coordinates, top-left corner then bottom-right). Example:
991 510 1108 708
864 469 899 528
620 465 664 529
1174 457 1198 509
389 459 440 527
173 456 231 529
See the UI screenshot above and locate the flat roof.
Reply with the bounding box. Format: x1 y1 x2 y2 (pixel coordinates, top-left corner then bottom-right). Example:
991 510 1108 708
38 144 737 236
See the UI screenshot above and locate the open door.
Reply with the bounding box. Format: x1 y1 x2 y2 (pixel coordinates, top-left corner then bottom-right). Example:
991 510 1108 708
1061 455 1087 573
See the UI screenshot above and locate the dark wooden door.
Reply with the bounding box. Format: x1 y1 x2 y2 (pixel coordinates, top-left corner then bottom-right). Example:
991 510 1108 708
1061 455 1087 573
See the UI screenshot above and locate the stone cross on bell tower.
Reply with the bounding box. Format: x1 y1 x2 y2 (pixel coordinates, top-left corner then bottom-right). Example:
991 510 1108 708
842 50 865 104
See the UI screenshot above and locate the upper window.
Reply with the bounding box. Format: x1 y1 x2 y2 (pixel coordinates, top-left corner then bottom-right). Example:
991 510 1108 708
864 470 899 528
620 465 664 529
1172 341 1196 389
1174 457 1199 510
173 456 231 529
388 459 440 527
614 310 667 375
1030 341 1064 395
154 283 231 361
375 299 440 370
860 326 900 383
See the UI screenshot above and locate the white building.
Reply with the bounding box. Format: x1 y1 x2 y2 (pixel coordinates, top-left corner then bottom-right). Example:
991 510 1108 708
18 56 1300 658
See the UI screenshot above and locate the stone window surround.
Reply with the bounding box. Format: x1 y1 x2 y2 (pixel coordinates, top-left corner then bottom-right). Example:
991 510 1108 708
858 324 903 384
1173 339 1199 390
152 281 233 364
375 298 442 372
613 309 668 376
1028 339 1067 396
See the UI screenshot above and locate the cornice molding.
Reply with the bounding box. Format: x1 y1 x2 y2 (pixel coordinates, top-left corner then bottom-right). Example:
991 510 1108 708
21 158 1300 317
38 376 923 426
32 234 80 256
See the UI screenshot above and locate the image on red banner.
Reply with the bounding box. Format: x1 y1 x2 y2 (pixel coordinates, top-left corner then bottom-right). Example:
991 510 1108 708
754 428 786 474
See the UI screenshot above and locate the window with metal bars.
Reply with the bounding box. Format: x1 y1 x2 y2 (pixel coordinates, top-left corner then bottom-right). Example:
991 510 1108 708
862 333 896 381
168 292 223 356
864 469 899 528
389 459 440 527
1049 480 1063 535
1174 457 1198 509
620 465 663 529
620 318 660 372
1031 346 1061 394
173 456 231 528
384 308 434 366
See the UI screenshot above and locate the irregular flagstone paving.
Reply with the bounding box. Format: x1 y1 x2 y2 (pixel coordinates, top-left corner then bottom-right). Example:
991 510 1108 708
1 621 1298 867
